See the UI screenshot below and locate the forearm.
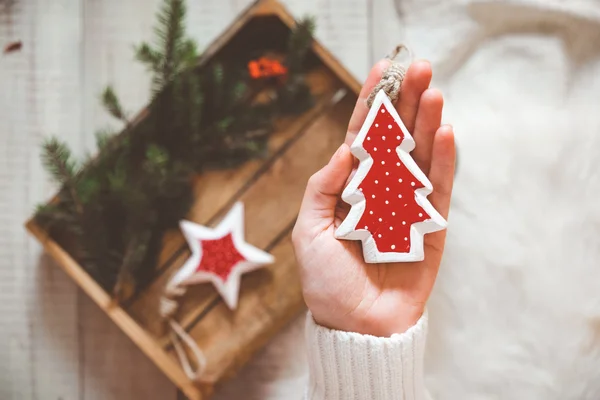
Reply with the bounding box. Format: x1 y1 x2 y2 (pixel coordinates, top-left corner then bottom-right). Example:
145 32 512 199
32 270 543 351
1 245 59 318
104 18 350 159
304 311 429 400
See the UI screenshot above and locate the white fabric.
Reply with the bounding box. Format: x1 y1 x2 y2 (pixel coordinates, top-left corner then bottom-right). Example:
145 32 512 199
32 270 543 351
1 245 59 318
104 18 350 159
414 1 600 399
213 1 600 399
304 312 428 400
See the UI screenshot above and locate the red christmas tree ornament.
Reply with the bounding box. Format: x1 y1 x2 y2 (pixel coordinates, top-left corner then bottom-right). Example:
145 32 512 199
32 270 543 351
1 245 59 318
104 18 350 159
335 90 447 263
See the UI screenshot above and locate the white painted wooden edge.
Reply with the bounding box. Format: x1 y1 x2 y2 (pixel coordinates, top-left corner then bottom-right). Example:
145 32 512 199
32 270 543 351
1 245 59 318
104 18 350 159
335 90 447 263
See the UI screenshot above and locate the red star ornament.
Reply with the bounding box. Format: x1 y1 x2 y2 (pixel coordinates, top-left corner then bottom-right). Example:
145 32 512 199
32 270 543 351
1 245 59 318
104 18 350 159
169 202 274 309
335 89 447 263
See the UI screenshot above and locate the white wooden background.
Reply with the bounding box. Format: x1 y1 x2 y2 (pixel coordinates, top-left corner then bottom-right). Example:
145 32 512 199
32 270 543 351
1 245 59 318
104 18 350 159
0 0 405 398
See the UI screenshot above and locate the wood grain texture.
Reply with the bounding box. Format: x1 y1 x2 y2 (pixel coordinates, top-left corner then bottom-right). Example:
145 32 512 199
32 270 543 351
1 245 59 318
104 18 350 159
2 0 380 398
369 0 406 67
0 1 83 399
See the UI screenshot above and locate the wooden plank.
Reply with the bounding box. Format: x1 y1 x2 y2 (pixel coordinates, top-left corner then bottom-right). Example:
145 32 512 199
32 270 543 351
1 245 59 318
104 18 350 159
173 93 355 382
209 314 306 400
0 0 84 398
127 67 344 339
78 296 179 400
369 0 406 67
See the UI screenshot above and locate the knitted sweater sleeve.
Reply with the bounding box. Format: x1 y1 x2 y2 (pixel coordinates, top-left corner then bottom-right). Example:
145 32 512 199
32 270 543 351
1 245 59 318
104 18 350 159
304 311 428 400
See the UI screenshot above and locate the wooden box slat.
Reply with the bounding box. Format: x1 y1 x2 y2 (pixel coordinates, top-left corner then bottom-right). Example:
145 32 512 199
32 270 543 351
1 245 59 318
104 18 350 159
25 1 360 399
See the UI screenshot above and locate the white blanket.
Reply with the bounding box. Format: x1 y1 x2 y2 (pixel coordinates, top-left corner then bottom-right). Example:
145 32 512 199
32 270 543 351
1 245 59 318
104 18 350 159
215 1 600 398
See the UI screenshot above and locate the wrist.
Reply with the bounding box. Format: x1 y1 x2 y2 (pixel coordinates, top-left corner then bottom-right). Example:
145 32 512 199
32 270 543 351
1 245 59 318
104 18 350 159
311 305 424 337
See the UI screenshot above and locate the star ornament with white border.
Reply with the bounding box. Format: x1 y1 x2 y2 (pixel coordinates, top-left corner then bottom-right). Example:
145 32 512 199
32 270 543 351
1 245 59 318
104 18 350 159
169 202 274 309
335 89 447 263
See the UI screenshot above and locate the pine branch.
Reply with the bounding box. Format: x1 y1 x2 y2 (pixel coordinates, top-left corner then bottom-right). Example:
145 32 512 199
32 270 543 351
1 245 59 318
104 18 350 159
114 229 152 301
35 202 82 234
134 42 162 72
101 86 128 123
75 176 101 205
107 163 127 193
177 38 198 71
211 63 225 107
95 127 116 151
144 144 169 177
231 81 247 103
161 0 185 78
135 0 199 96
287 16 316 74
42 138 78 185
188 73 204 141
153 0 186 92
35 203 59 216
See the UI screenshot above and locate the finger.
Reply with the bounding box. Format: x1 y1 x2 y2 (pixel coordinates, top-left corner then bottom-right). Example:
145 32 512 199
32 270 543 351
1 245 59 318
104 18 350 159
346 59 391 145
427 125 456 220
397 61 432 133
297 144 354 227
412 88 443 175
420 125 455 266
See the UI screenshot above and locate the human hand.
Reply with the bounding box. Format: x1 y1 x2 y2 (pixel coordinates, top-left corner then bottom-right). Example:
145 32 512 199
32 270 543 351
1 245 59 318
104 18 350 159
292 60 456 337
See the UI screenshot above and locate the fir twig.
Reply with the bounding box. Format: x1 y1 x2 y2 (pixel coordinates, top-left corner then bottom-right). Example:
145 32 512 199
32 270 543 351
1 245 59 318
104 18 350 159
95 127 116 151
42 138 77 184
101 86 128 123
287 16 316 74
136 0 199 96
157 0 185 83
41 138 84 215
134 42 162 72
114 231 151 301
178 38 198 71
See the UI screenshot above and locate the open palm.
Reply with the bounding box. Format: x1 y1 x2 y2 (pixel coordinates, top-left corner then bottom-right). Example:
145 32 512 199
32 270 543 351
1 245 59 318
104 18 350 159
292 60 456 336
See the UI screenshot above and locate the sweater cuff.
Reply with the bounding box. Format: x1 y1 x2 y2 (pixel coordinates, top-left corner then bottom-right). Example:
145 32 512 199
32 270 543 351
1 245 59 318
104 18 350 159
305 311 428 400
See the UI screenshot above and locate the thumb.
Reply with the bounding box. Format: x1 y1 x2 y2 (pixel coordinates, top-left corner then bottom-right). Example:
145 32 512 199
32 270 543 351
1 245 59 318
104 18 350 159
297 143 354 224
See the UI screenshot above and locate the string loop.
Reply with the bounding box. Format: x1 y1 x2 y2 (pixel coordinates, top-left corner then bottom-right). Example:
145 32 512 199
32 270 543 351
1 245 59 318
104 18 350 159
160 283 208 381
367 44 412 108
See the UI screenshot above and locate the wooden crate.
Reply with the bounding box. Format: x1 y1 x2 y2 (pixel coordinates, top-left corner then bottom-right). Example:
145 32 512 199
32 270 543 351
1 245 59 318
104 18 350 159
25 1 360 399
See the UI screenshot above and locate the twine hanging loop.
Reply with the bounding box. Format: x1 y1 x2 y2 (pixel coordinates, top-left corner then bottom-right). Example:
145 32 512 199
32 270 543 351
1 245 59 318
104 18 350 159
160 282 208 382
367 44 412 108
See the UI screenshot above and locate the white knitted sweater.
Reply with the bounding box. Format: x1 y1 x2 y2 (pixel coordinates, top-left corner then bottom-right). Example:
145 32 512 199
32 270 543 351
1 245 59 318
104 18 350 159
305 312 428 400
